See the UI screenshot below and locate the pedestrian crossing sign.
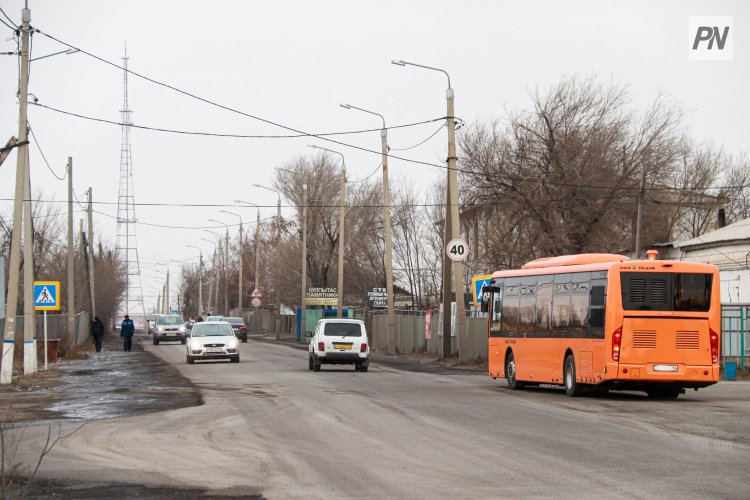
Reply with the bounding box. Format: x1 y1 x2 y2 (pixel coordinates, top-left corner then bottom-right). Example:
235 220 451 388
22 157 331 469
34 281 60 311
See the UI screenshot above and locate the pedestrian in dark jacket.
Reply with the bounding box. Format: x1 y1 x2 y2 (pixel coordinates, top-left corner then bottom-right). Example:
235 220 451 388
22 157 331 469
91 316 105 352
121 314 135 352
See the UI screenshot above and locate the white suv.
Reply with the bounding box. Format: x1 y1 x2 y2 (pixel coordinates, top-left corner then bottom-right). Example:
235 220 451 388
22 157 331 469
308 319 369 372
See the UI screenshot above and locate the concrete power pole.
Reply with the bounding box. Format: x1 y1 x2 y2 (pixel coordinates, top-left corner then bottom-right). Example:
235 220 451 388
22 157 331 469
1 4 31 384
224 230 229 315
300 183 308 341
254 210 260 295
67 157 75 342
21 145 35 374
87 188 96 319
634 164 647 259
337 166 346 318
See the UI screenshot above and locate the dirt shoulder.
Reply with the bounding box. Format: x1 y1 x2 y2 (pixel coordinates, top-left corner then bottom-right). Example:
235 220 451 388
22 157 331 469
0 332 202 425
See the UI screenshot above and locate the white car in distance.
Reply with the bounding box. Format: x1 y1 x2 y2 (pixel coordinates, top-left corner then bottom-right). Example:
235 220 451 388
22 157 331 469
308 318 369 372
186 321 240 364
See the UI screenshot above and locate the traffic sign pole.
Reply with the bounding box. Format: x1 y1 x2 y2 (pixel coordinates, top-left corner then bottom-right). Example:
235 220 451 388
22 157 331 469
44 310 48 370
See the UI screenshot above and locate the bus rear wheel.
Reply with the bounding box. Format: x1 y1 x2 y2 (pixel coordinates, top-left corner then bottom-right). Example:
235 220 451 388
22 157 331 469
506 351 524 390
564 354 583 397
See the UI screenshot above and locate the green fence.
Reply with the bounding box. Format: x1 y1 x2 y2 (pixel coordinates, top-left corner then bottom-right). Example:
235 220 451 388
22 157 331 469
722 304 749 371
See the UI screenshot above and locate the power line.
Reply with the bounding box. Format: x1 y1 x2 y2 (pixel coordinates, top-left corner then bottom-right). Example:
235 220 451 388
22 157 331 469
28 122 67 180
30 102 446 139
0 5 15 26
389 123 445 151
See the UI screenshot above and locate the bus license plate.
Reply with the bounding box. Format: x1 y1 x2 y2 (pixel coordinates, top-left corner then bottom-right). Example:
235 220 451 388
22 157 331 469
653 364 678 372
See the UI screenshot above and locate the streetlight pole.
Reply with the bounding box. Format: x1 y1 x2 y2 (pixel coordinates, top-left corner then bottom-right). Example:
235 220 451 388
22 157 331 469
340 103 396 353
200 237 218 314
220 211 243 313
252 184 283 241
156 264 170 314
392 59 466 360
208 221 230 316
309 145 346 318
204 229 225 315
234 200 262 299
186 245 204 317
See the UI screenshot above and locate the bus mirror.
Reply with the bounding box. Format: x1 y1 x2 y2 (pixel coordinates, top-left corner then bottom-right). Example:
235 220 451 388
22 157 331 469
480 286 490 313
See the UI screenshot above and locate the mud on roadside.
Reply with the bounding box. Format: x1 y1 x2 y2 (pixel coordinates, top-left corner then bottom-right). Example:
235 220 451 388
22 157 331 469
0 332 202 425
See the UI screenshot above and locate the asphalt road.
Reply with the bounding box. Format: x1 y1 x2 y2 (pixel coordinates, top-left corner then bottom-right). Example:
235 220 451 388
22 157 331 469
9 336 750 499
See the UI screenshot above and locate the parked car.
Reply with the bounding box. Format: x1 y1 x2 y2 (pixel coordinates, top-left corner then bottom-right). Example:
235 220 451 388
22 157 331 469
153 315 188 345
224 317 248 342
308 318 369 372
186 321 240 364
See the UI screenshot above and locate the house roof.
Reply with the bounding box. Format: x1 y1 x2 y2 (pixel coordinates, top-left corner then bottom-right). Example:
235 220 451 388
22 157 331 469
667 217 750 249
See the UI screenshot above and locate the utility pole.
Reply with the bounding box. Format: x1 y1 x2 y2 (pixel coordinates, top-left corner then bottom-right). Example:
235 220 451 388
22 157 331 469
442 182 453 358
67 157 75 341
446 85 466 361
254 210 261 294
337 166 346 318
238 223 243 312
224 229 229 315
156 292 161 315
21 148 35 374
634 163 647 259
165 268 169 314
300 183 308 341
86 188 96 318
198 251 204 316
339 104 396 354
2 4 31 384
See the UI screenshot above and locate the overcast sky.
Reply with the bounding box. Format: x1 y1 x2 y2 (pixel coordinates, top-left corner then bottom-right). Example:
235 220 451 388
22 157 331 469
1 0 747 310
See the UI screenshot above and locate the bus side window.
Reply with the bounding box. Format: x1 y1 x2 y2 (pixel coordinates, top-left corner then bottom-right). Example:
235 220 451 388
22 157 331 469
536 275 553 336
588 279 607 338
502 278 520 335
552 273 571 335
569 272 591 335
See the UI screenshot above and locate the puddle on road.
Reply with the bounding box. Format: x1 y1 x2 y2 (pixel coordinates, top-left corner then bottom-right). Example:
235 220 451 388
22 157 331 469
43 337 202 421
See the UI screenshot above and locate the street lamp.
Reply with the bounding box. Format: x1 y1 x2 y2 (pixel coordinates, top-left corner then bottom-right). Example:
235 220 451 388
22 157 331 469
234 200 262 301
308 145 346 318
155 263 170 314
340 103 396 353
252 184 283 241
275 167 308 341
208 221 231 315
186 245 204 317
200 237 218 314
220 210 244 313
392 59 465 360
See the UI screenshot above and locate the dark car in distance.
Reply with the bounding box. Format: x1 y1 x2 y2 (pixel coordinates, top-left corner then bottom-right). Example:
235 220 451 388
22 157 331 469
224 317 248 342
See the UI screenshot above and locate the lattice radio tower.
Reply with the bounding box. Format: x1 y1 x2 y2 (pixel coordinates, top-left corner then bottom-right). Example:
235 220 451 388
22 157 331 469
115 47 146 326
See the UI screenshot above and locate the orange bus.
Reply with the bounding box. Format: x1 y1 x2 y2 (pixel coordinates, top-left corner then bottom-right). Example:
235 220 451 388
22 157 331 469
485 251 720 398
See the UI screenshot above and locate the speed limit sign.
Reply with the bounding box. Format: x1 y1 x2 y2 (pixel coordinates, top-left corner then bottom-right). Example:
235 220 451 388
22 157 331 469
446 238 468 262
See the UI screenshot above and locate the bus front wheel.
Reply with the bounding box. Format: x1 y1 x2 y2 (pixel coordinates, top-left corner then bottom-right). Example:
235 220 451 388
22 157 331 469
506 351 524 390
564 354 583 397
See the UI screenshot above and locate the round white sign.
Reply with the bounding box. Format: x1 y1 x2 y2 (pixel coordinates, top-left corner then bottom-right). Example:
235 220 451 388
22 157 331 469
251 297 262 307
446 238 468 262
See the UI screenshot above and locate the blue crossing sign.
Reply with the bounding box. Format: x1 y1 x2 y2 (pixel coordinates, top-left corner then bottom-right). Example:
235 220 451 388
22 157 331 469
34 281 60 311
471 275 492 307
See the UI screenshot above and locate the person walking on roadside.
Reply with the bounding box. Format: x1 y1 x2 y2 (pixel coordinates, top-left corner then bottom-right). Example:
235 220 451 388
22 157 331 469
121 314 135 352
91 316 106 353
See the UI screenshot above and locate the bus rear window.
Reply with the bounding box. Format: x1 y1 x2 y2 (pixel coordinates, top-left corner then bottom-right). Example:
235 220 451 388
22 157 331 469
621 272 712 312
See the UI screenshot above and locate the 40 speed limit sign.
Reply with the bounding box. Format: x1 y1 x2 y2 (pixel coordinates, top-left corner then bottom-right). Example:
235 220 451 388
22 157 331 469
446 238 468 262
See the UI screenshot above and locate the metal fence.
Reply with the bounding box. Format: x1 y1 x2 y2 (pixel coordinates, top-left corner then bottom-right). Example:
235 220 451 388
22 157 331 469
0 311 90 356
722 304 749 372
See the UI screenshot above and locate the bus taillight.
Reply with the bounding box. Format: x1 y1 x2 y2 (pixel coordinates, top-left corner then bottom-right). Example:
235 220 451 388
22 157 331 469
612 326 623 361
710 328 719 364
